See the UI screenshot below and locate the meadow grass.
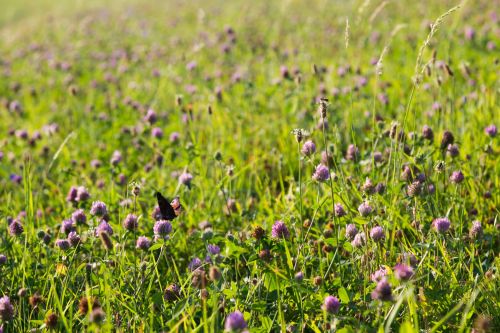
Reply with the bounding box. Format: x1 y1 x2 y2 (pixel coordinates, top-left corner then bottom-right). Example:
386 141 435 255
0 0 498 332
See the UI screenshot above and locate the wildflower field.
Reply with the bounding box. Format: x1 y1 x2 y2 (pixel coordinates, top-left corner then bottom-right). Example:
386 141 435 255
0 0 498 332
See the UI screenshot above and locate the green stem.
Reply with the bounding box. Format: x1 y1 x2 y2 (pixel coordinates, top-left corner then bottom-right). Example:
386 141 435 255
298 141 303 223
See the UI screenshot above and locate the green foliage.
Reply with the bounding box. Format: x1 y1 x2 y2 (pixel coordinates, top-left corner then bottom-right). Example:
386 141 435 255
0 0 498 332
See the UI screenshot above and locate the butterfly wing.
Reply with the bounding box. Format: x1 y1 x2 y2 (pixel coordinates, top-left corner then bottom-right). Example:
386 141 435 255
170 197 182 216
156 192 177 220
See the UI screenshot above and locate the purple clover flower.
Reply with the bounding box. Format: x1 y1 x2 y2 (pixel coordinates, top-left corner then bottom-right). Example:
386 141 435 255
446 144 459 158
358 202 373 217
422 125 434 140
371 279 392 301
373 151 383 162
9 219 23 236
15 129 28 140
0 296 14 321
484 124 497 137
280 65 290 79
67 186 78 202
123 214 138 231
188 257 203 271
151 127 163 139
312 164 330 182
323 295 340 314
225 311 247 331
179 172 193 186
76 186 90 201
450 171 464 184
71 209 87 224
370 226 385 242
433 217 451 233
55 239 70 250
9 174 22 184
271 221 290 239
334 203 346 217
394 264 414 281
136 236 151 251
186 61 197 71
371 267 387 282
345 224 358 240
144 109 157 124
352 232 366 248
301 140 316 156
110 150 122 166
9 100 22 112
346 144 359 161
68 231 81 246
90 201 107 216
469 220 483 239
464 26 475 40
153 220 172 239
207 244 220 255
96 221 113 236
170 132 180 143
61 219 75 235
91 159 102 169
152 206 162 221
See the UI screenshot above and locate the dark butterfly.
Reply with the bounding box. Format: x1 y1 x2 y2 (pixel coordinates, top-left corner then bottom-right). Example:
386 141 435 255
155 192 181 220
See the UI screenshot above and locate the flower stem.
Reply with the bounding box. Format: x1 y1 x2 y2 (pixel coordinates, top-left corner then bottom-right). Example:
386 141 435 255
297 141 303 223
